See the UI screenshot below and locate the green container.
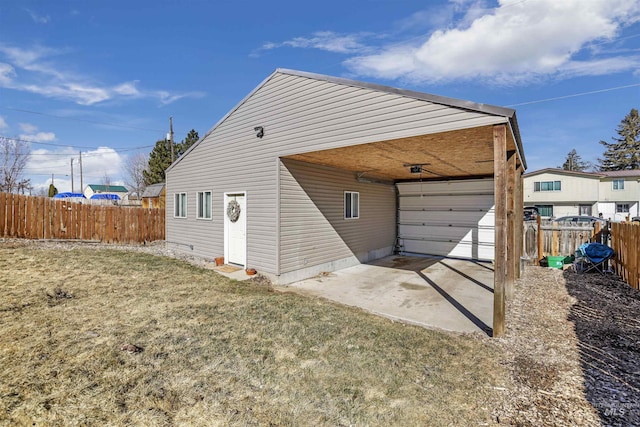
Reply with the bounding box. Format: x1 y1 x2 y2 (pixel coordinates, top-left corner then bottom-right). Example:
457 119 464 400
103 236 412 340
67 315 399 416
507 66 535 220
547 256 565 269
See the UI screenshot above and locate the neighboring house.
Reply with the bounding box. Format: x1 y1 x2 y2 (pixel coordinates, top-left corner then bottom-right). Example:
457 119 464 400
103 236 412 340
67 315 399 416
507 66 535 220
141 183 166 209
83 184 129 201
165 69 526 284
523 168 640 221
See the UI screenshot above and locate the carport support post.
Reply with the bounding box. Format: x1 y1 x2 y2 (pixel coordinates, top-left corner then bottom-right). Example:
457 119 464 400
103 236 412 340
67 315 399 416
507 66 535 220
506 151 516 300
516 167 524 278
493 124 507 337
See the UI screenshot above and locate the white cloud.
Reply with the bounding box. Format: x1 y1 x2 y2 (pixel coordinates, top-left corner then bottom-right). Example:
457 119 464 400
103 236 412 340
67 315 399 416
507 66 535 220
25 8 50 24
20 132 56 143
258 31 371 55
18 123 38 133
0 62 16 85
25 146 125 193
113 81 140 96
16 123 56 143
0 44 203 105
344 0 640 84
0 116 7 129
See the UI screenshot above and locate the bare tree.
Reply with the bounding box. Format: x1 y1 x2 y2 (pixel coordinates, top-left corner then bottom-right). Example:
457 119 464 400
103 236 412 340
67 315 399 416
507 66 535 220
101 173 112 191
0 136 31 193
123 152 148 196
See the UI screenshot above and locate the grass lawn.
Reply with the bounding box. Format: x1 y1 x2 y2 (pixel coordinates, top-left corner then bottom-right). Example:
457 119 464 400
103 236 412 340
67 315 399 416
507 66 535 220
0 243 505 426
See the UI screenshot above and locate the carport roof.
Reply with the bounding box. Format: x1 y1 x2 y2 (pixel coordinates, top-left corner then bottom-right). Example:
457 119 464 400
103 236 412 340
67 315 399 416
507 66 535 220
168 68 526 177
275 72 525 180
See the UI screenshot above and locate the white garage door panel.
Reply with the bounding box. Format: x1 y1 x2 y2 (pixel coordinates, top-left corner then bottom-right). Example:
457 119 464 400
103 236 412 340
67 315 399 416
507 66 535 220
402 239 495 260
399 210 495 226
400 194 493 209
397 179 495 261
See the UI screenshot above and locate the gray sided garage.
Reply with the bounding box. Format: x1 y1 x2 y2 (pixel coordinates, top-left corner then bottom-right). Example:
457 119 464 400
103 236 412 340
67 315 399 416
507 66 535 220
166 69 526 335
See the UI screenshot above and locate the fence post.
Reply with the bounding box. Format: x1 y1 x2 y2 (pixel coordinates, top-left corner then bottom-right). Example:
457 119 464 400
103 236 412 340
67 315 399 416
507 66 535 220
536 215 543 263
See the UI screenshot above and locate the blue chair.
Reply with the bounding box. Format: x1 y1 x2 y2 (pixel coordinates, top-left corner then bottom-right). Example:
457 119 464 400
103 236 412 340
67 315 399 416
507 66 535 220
574 242 615 274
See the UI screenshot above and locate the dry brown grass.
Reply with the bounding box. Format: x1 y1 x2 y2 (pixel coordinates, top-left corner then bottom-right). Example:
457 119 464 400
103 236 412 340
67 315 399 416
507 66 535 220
0 243 504 426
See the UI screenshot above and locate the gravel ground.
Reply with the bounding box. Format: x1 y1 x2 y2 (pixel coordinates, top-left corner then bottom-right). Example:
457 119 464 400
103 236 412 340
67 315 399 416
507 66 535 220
3 238 639 425
493 264 640 426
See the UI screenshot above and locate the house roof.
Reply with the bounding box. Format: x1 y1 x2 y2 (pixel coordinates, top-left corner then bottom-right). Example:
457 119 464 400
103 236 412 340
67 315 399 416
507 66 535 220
142 183 165 198
600 170 640 177
523 168 604 178
87 184 129 193
168 68 526 173
524 168 640 179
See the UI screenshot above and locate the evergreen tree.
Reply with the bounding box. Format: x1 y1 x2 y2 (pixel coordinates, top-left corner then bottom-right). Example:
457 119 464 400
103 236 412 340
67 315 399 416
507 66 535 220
143 138 172 186
599 108 640 171
48 183 58 197
176 129 199 158
143 130 200 186
560 149 590 172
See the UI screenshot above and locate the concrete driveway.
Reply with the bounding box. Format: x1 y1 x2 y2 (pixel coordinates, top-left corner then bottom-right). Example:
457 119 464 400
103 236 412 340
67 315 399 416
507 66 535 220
284 255 494 335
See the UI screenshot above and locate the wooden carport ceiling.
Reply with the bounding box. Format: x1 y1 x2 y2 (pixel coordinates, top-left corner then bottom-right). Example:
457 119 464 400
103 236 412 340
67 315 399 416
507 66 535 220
284 125 518 181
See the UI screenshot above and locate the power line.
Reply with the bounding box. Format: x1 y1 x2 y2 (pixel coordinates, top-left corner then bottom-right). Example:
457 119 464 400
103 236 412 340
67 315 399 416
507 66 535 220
0 106 166 133
0 135 154 152
506 83 640 107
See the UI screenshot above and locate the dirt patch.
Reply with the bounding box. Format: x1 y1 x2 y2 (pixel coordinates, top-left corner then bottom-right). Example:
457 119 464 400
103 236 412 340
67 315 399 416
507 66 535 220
494 265 640 426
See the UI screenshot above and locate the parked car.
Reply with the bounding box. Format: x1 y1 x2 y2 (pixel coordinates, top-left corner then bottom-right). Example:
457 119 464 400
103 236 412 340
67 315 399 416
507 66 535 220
523 207 539 221
554 215 607 226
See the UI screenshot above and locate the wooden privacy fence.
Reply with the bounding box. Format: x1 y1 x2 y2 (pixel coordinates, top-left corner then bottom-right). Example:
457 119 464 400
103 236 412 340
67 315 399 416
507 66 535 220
0 192 165 243
523 218 602 262
610 222 640 290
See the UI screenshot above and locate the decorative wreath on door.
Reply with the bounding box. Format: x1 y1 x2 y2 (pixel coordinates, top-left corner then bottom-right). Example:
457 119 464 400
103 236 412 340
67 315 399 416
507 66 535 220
226 200 241 223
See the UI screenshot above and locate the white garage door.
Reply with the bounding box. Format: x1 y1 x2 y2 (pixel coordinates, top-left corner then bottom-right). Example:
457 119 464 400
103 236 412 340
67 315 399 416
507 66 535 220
397 179 495 261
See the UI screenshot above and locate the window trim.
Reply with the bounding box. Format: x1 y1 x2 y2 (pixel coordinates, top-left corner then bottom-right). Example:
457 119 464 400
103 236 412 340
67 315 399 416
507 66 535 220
534 204 553 217
174 192 187 218
344 191 360 220
616 203 630 213
612 179 625 190
196 190 213 220
534 180 561 192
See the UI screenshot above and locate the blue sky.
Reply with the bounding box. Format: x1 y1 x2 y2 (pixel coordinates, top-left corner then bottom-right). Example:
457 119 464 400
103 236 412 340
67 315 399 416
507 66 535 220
1 0 640 193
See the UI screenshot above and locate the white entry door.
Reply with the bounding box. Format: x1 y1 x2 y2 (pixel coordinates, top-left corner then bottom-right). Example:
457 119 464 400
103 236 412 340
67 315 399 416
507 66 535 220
225 193 246 266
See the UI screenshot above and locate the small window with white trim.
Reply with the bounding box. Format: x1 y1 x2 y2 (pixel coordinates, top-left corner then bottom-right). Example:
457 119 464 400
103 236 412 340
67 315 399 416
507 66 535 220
174 193 187 218
197 191 212 219
344 191 359 219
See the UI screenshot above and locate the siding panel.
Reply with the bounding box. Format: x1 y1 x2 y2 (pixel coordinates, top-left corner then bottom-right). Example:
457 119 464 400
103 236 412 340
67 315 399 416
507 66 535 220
279 159 396 274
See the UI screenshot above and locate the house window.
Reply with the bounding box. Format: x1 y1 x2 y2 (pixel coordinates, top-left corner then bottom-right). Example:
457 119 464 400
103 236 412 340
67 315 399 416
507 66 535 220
174 193 187 218
613 179 625 190
344 191 359 219
197 191 212 219
616 203 630 213
534 181 561 192
535 205 553 217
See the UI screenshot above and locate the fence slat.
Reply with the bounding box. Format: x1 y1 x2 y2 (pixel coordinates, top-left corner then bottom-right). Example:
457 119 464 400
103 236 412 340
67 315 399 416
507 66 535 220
0 192 165 243
610 222 640 290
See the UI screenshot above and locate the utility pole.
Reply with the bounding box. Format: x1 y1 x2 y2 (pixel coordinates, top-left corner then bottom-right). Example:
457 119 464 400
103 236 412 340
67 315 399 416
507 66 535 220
70 158 74 193
169 116 175 163
79 151 83 193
